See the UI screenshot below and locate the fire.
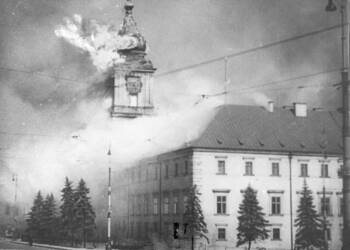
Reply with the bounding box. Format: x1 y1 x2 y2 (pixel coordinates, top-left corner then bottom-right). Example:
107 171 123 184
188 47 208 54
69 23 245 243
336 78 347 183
55 14 139 72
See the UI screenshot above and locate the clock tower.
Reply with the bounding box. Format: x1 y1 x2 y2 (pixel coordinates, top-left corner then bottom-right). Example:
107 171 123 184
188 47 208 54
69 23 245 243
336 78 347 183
111 0 156 118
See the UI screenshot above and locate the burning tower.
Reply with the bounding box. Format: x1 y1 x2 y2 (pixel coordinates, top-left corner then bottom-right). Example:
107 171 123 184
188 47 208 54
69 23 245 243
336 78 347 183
111 0 156 118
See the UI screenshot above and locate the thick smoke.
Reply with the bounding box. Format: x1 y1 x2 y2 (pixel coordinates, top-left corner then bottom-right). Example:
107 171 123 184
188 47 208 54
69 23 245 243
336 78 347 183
0 0 343 208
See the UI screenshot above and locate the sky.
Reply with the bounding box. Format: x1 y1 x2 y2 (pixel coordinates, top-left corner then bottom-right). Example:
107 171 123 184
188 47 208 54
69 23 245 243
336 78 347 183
0 0 344 206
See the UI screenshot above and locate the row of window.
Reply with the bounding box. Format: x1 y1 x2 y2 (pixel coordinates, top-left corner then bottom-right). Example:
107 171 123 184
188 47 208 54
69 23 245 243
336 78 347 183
130 192 189 216
217 160 342 178
127 161 191 183
217 227 282 241
215 194 343 217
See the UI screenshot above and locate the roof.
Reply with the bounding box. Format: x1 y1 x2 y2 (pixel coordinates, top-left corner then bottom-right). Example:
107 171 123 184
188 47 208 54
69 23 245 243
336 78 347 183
189 105 342 155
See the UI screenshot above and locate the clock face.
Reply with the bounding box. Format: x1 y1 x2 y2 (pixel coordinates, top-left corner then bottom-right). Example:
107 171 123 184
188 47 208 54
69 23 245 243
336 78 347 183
126 75 142 95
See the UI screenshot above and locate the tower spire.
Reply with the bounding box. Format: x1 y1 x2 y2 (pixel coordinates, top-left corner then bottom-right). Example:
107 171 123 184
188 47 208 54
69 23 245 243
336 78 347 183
119 0 139 36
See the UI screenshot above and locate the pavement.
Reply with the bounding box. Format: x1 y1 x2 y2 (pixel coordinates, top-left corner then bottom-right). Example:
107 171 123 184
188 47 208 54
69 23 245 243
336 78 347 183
0 239 106 250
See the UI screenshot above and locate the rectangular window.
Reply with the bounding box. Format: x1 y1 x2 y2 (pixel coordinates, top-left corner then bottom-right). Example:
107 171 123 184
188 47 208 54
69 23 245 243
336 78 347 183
153 197 158 215
321 197 332 216
217 160 226 174
184 161 189 176
217 196 227 214
340 197 344 216
165 165 169 179
272 228 281 240
163 197 169 214
154 165 158 180
175 163 179 177
300 163 308 177
272 162 280 176
338 165 343 178
245 161 253 175
153 222 158 232
271 197 281 215
326 228 331 240
173 196 178 214
138 168 142 181
144 195 149 215
137 195 142 215
218 228 226 240
183 195 189 214
321 164 329 178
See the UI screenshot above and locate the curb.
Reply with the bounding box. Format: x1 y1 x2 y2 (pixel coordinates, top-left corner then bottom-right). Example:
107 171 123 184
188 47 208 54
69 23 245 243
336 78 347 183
10 240 88 250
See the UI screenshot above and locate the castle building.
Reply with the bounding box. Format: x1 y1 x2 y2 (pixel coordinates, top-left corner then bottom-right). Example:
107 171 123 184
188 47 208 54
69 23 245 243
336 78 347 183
113 103 343 250
111 0 156 118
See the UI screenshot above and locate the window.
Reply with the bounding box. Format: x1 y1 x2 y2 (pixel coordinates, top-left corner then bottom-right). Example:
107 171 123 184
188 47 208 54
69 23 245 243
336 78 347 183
154 165 158 180
340 197 344 216
174 163 179 177
144 195 149 215
272 228 281 240
137 195 142 215
218 228 226 240
183 195 189 214
138 168 142 181
153 222 158 232
271 162 280 176
271 197 281 215
163 197 169 214
321 164 329 177
184 161 189 175
5 205 10 215
300 163 308 177
173 196 178 214
153 197 158 215
338 165 343 178
165 165 169 179
145 168 149 181
321 197 332 216
217 196 227 214
326 228 331 240
217 160 226 174
245 161 253 175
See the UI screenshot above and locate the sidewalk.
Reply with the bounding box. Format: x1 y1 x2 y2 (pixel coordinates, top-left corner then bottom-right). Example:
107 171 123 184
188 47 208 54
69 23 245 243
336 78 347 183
10 239 106 250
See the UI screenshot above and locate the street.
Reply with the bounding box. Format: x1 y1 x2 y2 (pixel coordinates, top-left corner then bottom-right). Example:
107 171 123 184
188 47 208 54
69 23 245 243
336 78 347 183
0 240 58 250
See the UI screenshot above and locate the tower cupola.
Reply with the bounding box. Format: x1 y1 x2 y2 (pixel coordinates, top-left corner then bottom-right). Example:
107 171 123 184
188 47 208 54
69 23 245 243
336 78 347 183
111 0 156 118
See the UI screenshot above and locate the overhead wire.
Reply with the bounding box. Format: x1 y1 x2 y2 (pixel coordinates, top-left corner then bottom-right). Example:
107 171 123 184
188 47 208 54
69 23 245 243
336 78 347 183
155 23 345 78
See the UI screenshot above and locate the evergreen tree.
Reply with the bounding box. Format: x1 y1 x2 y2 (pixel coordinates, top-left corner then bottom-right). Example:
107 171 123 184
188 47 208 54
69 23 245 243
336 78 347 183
183 185 208 250
26 191 44 242
236 186 269 250
295 180 323 250
42 194 57 243
60 177 75 245
73 179 96 248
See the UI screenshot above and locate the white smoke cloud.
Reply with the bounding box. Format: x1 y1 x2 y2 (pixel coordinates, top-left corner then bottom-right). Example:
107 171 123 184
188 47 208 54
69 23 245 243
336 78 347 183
55 14 140 72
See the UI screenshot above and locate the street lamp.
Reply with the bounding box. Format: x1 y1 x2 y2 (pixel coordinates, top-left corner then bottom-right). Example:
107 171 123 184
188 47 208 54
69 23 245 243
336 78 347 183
325 1 350 250
106 147 112 250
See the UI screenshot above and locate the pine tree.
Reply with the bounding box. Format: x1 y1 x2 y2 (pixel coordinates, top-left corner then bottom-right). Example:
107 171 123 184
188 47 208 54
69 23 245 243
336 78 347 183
295 180 323 250
183 185 208 250
60 177 75 246
42 194 57 243
26 191 44 242
236 186 269 250
73 179 96 248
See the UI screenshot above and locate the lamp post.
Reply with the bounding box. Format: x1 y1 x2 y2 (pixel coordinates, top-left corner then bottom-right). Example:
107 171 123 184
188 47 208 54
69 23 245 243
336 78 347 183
325 1 350 249
106 147 112 250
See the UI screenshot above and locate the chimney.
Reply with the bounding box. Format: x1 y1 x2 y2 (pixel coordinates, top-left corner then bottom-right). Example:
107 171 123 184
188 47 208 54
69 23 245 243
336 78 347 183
267 101 274 112
293 102 307 117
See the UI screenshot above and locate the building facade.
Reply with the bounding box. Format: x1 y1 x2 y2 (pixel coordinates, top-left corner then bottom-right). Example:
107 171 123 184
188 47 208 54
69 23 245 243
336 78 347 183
113 104 343 250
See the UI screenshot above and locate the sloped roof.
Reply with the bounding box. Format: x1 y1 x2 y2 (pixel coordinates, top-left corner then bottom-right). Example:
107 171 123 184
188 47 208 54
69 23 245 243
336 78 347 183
189 105 342 155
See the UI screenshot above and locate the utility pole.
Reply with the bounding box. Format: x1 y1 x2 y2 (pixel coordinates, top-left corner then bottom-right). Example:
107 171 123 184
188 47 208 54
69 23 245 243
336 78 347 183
106 147 112 250
325 1 350 249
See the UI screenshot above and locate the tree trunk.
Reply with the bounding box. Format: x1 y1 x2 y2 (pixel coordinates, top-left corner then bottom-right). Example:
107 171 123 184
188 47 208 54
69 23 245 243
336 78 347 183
191 235 194 250
248 240 251 250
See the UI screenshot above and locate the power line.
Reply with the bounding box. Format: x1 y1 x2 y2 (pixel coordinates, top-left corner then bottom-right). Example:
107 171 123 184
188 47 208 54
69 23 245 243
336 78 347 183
155 24 344 78
0 65 86 84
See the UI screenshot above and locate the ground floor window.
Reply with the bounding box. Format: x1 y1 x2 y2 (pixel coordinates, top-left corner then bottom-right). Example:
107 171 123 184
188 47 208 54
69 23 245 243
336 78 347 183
272 228 281 240
218 228 226 240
